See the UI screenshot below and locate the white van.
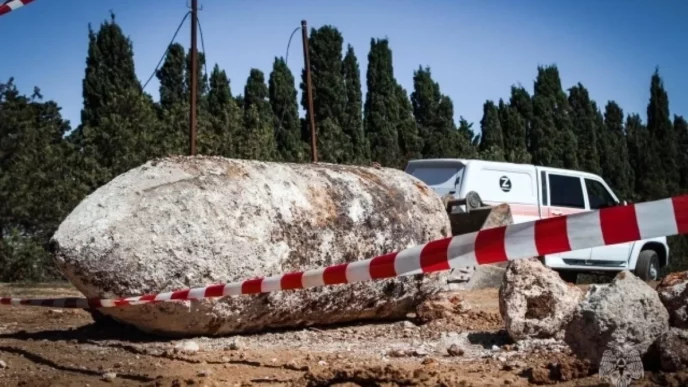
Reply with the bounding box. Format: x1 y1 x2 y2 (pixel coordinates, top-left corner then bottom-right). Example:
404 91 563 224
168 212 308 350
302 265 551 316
404 158 669 282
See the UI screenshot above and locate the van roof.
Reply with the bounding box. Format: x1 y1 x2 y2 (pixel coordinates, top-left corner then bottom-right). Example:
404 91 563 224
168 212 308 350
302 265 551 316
406 158 604 180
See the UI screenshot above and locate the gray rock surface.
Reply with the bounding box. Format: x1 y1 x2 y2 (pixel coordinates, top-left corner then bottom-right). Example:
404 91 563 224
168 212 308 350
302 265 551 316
448 265 506 291
564 271 669 366
499 258 583 341
50 156 452 336
656 327 688 372
656 271 688 329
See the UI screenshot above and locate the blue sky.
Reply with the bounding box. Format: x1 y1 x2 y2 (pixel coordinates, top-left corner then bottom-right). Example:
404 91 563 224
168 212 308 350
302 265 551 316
1 0 686 134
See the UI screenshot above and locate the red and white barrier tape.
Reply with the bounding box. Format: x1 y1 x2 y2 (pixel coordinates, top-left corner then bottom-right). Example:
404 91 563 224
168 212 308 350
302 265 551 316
3 195 688 309
0 0 34 17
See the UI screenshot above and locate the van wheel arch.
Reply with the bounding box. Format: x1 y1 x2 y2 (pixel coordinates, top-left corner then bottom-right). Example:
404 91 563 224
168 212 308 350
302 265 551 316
639 242 668 268
634 249 660 281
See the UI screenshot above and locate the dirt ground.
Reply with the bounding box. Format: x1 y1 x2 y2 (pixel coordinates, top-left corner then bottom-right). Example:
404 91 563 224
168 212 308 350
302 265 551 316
0 282 685 387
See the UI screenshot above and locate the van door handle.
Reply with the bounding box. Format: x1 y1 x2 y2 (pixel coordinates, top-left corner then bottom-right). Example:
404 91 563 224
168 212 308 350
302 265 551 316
551 211 563 216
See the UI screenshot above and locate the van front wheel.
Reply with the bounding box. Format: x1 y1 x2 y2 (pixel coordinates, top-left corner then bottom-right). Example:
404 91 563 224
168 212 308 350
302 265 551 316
635 250 660 281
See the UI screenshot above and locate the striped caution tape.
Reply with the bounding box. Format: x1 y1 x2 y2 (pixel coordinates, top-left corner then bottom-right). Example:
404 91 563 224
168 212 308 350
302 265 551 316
3 194 688 309
0 0 34 17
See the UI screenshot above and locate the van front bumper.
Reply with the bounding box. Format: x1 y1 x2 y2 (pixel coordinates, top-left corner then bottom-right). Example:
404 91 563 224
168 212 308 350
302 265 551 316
540 255 629 272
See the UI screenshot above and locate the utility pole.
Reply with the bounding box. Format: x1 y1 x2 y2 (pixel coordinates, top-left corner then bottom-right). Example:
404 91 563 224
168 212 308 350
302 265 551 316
189 0 198 156
301 20 317 163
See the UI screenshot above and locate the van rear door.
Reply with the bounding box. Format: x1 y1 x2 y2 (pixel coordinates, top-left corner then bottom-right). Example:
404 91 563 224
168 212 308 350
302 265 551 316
544 171 592 261
404 160 465 198
584 178 632 267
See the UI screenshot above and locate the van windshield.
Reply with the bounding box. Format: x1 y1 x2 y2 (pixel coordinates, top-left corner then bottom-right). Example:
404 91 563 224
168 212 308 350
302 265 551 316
406 165 464 187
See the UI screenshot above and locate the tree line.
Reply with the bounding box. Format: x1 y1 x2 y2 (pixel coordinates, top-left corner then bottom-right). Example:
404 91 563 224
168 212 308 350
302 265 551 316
1 14 687 281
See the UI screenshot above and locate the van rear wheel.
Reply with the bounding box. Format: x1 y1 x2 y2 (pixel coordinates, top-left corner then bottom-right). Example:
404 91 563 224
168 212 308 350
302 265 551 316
635 250 660 281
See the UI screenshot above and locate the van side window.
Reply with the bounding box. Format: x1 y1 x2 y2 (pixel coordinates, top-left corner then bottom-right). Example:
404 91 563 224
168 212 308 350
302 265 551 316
585 179 617 209
548 174 585 208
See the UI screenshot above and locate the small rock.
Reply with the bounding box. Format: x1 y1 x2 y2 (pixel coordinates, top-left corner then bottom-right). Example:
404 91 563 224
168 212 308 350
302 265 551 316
499 258 584 341
421 357 437 365
197 369 212 377
387 348 407 358
447 344 464 357
317 360 328 366
0 360 6 369
174 340 200 355
416 293 470 323
564 271 669 365
227 338 242 350
102 372 116 382
657 327 688 372
413 348 429 357
656 271 688 328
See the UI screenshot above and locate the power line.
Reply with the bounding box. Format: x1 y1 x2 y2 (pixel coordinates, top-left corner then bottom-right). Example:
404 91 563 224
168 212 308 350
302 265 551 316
284 26 301 69
195 14 210 90
141 11 191 91
274 26 305 136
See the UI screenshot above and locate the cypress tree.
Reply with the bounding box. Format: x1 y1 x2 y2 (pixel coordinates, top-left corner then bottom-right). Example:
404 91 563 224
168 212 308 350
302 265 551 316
341 45 369 164
647 69 677 197
395 84 423 165
499 99 530 163
156 43 186 109
241 69 276 161
185 48 208 99
74 13 159 188
410 66 458 158
300 26 348 163
479 100 505 161
626 114 661 200
508 86 533 153
674 115 688 192
206 64 241 157
269 57 305 162
602 101 632 198
567 83 601 174
530 65 577 169
363 38 402 167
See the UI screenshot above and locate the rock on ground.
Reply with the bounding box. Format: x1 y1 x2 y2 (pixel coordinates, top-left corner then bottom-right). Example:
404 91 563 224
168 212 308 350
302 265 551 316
564 271 669 366
656 328 688 372
50 156 452 336
499 257 584 341
448 265 506 291
656 271 688 329
446 203 512 289
415 292 471 323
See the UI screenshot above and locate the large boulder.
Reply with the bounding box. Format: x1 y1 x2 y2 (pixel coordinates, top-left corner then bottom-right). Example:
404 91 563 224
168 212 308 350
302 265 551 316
50 156 452 336
656 271 688 329
564 271 669 366
499 257 584 341
656 328 688 372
